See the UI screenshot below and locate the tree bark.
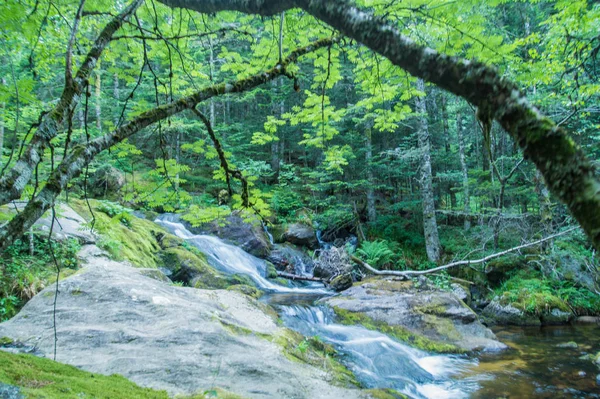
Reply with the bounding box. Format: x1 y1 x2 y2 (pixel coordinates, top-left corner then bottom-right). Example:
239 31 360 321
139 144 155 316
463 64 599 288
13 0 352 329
157 0 600 251
365 122 376 222
457 113 470 231
416 79 441 263
95 70 102 132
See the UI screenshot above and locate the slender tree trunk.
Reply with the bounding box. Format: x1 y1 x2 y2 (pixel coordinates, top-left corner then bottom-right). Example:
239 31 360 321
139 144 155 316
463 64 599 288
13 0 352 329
457 113 470 231
95 70 102 132
416 79 441 263
113 72 119 126
535 170 553 235
366 122 376 222
0 79 5 169
208 36 216 128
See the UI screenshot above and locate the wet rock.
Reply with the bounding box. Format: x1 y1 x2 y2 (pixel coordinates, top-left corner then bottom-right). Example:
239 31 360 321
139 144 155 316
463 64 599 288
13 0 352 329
541 308 573 325
556 341 578 349
481 300 541 326
325 277 505 352
0 248 367 399
597 374 600 386
576 316 600 324
283 223 318 248
186 213 271 258
0 383 24 399
267 243 314 275
329 273 353 292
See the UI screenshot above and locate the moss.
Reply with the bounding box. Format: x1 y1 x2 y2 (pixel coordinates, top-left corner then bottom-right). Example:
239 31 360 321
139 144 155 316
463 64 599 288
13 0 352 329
226 284 263 299
273 329 360 388
157 233 184 249
182 388 247 398
364 389 409 399
265 262 278 279
162 247 228 289
332 307 462 354
0 336 14 346
0 351 170 398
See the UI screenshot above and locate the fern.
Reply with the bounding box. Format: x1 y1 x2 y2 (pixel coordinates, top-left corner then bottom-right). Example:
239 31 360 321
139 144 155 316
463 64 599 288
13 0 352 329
356 240 395 269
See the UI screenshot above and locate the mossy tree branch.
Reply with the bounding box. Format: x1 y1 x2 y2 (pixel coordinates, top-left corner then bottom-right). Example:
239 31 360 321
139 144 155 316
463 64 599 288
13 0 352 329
0 0 144 206
156 0 600 251
0 37 337 251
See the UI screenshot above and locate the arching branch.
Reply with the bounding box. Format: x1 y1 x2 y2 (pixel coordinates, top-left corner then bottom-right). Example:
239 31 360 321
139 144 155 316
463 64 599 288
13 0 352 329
156 0 600 251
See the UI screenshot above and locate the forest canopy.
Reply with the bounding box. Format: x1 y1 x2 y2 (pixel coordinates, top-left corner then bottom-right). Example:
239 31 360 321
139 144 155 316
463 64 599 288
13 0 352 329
0 0 599 260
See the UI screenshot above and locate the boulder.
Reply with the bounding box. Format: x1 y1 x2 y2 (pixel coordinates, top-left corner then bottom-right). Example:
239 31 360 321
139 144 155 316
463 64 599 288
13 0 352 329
481 300 541 326
267 243 315 275
87 164 125 198
31 203 96 245
556 341 578 349
283 223 318 248
324 277 505 352
0 249 371 399
329 273 353 292
541 308 573 325
187 213 271 258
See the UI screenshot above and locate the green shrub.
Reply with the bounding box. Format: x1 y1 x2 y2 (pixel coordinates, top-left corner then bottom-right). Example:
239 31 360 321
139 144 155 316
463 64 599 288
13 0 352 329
270 189 304 218
356 240 396 269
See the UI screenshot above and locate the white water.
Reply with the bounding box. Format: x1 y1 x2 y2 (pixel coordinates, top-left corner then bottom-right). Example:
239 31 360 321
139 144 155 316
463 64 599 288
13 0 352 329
280 306 478 399
156 214 478 398
156 217 326 294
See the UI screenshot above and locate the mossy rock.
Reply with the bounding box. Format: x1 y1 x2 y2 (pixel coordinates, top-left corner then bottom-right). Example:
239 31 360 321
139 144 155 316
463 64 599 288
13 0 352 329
364 389 409 399
273 328 360 388
0 351 169 399
266 262 278 279
227 284 263 299
332 307 462 354
156 233 184 250
161 247 229 289
270 224 287 243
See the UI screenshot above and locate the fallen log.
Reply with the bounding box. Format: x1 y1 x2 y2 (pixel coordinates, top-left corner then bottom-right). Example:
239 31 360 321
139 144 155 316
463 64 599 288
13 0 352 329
276 271 326 282
351 227 578 278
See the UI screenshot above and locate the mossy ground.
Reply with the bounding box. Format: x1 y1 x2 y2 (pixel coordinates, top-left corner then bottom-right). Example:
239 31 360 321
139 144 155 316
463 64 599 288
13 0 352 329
0 351 246 399
332 307 462 354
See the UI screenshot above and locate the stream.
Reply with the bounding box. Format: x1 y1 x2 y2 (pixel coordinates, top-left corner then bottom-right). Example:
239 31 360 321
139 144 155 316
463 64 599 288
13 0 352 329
156 215 600 398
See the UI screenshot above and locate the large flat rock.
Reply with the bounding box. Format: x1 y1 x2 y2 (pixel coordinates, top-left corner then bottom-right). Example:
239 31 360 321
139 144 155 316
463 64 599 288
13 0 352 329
0 249 369 399
325 278 506 352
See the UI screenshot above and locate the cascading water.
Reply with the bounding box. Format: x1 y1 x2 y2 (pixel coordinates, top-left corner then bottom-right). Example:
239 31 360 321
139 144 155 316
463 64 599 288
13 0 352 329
156 215 325 294
155 213 478 398
280 305 478 399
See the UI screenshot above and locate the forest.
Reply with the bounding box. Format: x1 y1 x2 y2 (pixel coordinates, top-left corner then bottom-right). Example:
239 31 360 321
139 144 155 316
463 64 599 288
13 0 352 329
0 0 600 398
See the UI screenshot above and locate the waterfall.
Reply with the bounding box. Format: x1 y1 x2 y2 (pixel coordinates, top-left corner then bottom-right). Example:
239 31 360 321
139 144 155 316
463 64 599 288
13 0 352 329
156 216 324 293
279 305 477 399
263 223 274 245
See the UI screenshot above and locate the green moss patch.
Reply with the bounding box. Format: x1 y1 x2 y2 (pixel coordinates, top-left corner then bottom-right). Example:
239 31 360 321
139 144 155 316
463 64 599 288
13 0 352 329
364 389 409 399
273 328 360 388
332 307 462 354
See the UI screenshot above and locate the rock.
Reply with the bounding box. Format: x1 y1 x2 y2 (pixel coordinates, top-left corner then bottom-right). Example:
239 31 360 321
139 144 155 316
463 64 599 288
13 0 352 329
556 341 578 349
156 232 184 249
137 268 172 283
324 277 505 352
541 308 573 325
283 223 318 248
87 164 125 198
0 249 368 399
329 273 353 292
186 213 271 258
577 371 586 377
0 383 23 399
482 300 542 326
160 246 235 289
451 283 470 305
597 374 600 386
267 243 314 275
33 203 96 244
313 247 352 279
576 316 600 324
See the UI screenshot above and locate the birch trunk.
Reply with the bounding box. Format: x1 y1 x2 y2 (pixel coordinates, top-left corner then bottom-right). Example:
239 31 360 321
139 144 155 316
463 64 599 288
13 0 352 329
457 114 470 231
416 79 441 262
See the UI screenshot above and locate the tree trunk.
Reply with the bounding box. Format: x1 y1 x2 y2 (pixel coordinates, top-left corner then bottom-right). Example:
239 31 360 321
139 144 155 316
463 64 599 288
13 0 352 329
0 81 4 169
457 113 470 231
535 169 553 235
95 70 102 132
416 79 441 263
113 72 119 126
366 122 376 222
